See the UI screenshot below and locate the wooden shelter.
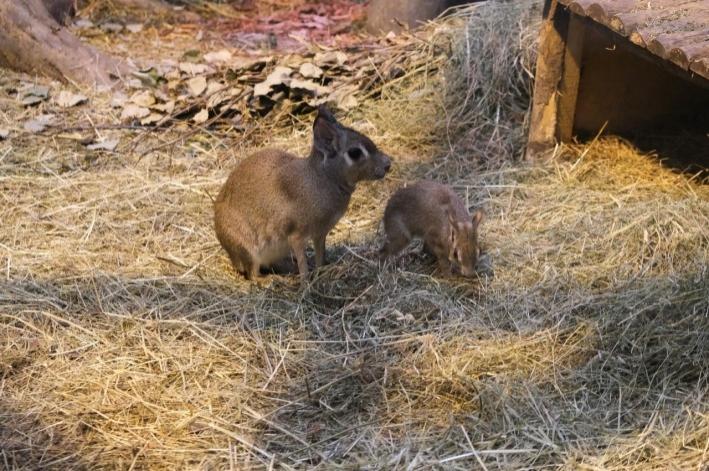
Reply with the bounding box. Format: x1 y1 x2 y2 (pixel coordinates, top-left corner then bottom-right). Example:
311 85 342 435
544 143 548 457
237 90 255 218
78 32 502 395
527 0 709 158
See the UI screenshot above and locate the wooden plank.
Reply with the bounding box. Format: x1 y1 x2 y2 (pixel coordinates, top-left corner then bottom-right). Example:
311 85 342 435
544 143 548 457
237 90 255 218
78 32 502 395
683 41 709 61
690 57 709 79
526 0 570 158
648 30 709 68
609 11 658 35
565 1 589 17
557 14 585 141
686 40 709 79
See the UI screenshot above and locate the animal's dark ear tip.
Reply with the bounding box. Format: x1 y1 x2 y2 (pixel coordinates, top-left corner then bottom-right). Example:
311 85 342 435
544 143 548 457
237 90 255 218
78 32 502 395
316 105 337 123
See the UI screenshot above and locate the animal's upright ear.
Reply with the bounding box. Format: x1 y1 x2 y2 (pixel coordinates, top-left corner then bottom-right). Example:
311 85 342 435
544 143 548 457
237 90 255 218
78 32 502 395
471 209 485 228
317 105 338 124
447 210 457 243
313 107 344 158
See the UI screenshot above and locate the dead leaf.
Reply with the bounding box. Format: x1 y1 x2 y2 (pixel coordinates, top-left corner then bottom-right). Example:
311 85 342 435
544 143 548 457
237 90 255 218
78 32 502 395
165 69 181 81
167 79 181 90
229 56 272 72
21 96 45 106
299 62 323 79
130 90 156 107
253 66 292 97
335 93 358 111
132 67 163 88
314 51 348 67
56 90 88 108
207 92 229 109
152 100 175 114
140 113 163 125
126 78 144 89
179 62 213 76
23 114 55 133
181 49 201 63
100 22 124 33
120 104 151 121
110 92 128 108
0 128 9 140
206 81 225 95
187 76 207 97
329 85 359 111
204 49 233 64
192 108 209 124
290 79 331 97
87 138 119 151
126 23 144 33
74 19 94 29
20 85 50 106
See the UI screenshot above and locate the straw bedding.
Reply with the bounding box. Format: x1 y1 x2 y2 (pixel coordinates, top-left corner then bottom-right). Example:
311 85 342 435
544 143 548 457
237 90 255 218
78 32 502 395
1 1 708 469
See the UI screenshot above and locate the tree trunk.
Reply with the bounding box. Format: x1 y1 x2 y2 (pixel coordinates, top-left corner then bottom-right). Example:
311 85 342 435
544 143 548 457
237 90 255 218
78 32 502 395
0 0 128 86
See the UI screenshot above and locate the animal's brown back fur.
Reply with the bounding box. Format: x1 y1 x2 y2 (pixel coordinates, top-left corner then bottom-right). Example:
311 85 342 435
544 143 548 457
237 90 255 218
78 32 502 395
381 180 482 276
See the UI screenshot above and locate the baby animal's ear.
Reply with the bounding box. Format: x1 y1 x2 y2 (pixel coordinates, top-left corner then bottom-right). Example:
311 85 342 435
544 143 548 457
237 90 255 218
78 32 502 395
471 209 484 227
447 211 458 243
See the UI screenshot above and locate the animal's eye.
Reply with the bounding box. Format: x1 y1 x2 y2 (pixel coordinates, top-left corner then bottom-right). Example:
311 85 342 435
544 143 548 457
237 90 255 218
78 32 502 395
347 147 363 160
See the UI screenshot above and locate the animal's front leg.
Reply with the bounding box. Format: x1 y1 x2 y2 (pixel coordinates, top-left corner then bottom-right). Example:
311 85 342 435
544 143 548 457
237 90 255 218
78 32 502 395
313 232 327 268
288 234 309 281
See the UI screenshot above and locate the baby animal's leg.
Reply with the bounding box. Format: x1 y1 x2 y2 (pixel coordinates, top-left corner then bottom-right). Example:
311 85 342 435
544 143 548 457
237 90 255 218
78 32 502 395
426 240 453 276
379 217 411 260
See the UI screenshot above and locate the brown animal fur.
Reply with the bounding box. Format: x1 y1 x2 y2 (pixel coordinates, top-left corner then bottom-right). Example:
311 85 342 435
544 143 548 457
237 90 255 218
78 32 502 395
380 180 484 277
214 107 392 282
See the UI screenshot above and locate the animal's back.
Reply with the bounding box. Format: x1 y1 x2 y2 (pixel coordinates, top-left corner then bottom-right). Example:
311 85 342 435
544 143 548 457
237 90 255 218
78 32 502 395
385 180 462 236
214 149 305 266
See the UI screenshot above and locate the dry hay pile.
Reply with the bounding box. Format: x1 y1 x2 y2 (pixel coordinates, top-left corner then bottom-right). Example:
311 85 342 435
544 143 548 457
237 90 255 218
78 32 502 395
1 1 709 470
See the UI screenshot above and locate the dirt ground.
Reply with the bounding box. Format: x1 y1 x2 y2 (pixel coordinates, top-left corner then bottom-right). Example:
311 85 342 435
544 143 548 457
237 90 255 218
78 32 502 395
1 1 708 470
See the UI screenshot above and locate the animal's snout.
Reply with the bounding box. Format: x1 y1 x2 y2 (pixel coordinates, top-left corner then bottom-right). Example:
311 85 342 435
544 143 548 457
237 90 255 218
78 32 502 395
378 155 392 178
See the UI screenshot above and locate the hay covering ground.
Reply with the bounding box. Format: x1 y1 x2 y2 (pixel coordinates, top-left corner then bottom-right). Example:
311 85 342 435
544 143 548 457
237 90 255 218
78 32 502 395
1 1 709 469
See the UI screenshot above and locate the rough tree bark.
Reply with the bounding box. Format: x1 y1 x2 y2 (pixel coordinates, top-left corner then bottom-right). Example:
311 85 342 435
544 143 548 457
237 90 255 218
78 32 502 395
0 0 129 86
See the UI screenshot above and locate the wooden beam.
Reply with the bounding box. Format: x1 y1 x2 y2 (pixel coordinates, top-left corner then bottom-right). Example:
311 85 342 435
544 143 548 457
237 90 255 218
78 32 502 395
557 13 585 142
526 0 569 159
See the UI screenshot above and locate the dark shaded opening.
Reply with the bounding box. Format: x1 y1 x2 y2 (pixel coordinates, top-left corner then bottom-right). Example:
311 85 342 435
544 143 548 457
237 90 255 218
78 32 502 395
572 18 709 175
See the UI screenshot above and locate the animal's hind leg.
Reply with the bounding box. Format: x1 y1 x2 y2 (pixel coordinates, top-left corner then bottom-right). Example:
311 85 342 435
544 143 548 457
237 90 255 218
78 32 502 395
226 245 258 280
379 218 411 260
